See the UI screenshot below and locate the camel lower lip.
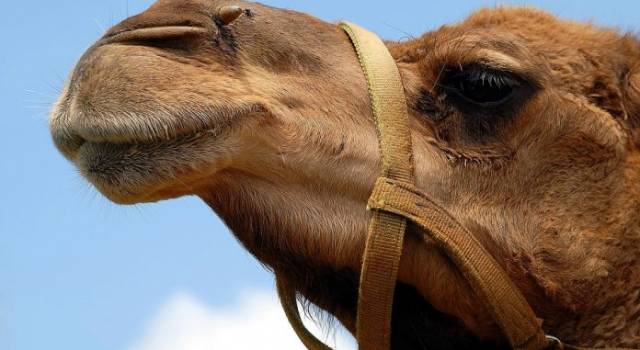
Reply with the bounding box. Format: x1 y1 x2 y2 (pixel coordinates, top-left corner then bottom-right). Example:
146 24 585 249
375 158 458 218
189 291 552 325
56 127 208 163
76 128 220 178
76 130 214 165
73 128 223 205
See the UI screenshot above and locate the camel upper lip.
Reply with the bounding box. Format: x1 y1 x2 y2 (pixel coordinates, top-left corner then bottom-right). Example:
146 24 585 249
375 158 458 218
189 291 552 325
50 103 267 161
50 114 210 161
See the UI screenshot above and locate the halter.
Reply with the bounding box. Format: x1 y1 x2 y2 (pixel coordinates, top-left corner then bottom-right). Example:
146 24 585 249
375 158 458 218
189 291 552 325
275 22 633 350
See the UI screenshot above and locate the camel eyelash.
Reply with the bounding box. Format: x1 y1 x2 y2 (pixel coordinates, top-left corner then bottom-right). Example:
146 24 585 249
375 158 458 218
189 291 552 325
462 68 521 89
437 65 525 108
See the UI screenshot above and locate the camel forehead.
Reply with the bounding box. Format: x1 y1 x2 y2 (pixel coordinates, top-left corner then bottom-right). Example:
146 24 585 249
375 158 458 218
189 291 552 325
464 7 598 34
395 6 638 100
456 7 628 54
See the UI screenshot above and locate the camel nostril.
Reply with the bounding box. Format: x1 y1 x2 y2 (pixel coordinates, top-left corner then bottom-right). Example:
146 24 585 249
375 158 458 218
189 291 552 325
103 12 211 38
100 25 210 50
100 12 213 50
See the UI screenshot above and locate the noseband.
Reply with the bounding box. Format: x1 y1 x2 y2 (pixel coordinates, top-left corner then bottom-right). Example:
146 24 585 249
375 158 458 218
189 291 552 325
275 22 632 350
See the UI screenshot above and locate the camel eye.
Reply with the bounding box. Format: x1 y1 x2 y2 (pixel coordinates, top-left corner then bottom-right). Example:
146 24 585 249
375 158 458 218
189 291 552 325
440 66 521 107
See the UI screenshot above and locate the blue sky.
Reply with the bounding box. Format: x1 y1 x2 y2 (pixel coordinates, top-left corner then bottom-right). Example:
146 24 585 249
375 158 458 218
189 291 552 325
1 1 638 349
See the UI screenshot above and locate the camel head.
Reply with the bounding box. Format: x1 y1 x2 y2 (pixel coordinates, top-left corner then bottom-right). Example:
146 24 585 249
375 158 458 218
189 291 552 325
50 0 640 348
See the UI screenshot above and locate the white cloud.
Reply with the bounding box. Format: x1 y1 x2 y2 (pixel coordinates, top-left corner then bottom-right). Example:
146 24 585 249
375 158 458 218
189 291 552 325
129 289 356 350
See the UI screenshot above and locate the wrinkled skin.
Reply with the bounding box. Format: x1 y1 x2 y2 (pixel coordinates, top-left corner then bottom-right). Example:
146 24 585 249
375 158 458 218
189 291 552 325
50 1 640 348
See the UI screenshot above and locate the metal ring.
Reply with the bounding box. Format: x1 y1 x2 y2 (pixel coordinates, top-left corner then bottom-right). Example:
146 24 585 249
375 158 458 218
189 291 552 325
545 335 565 350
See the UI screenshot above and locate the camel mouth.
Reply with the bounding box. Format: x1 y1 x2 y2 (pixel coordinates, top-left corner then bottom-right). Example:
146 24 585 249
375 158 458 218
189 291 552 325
50 103 266 204
50 113 221 162
76 127 223 166
51 102 266 161
50 120 217 203
63 126 226 204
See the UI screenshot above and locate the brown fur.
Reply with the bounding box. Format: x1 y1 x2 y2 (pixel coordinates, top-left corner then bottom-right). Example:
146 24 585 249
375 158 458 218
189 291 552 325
50 1 640 348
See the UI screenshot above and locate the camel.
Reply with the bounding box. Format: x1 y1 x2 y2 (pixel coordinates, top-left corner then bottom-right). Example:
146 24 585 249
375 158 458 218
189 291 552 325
49 0 640 348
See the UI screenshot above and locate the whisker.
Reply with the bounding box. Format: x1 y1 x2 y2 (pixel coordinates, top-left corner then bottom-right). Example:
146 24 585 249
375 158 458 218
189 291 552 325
382 22 416 41
45 80 63 95
23 98 53 104
132 204 148 220
24 89 54 98
24 106 51 112
94 18 106 34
